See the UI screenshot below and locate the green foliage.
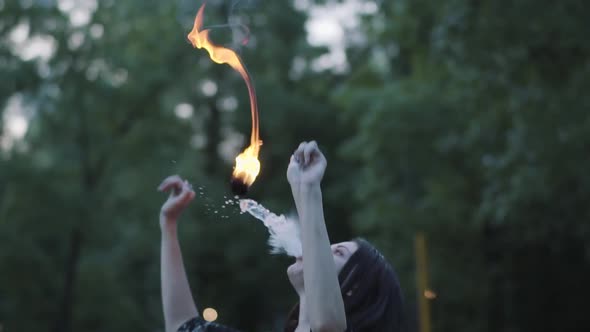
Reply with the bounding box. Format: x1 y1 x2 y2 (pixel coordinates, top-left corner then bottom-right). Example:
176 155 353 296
333 0 590 331
0 0 321 330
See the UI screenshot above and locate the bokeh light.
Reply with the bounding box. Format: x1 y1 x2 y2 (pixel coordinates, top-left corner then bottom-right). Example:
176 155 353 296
424 289 437 300
203 308 218 322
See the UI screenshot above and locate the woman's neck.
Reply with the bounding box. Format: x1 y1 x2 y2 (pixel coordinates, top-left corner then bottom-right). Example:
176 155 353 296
296 293 310 332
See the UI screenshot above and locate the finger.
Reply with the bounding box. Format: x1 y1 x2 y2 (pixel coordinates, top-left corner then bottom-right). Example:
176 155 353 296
311 141 326 164
158 181 182 195
158 175 183 192
160 180 182 194
182 180 195 194
294 142 306 164
303 141 318 166
179 185 196 204
169 183 194 205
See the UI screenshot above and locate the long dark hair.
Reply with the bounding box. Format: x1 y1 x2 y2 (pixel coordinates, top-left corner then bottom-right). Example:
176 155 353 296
285 238 403 332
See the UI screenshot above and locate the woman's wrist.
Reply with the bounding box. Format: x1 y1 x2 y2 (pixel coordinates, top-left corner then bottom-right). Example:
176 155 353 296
300 182 321 195
297 293 310 328
160 215 178 233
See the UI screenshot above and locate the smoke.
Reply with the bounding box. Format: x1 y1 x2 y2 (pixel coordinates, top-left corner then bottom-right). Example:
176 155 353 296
177 0 256 50
266 213 302 257
239 199 303 257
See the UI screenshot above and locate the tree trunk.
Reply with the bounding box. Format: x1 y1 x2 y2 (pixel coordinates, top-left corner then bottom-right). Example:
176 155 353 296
483 222 505 332
52 228 82 332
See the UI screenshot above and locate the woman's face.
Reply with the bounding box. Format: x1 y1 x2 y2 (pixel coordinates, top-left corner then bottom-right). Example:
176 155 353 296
287 241 359 294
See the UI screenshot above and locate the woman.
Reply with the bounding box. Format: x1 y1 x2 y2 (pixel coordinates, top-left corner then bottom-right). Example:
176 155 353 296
159 141 403 332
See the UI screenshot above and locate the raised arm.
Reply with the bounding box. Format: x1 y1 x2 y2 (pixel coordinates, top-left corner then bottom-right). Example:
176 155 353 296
287 141 347 332
158 175 199 332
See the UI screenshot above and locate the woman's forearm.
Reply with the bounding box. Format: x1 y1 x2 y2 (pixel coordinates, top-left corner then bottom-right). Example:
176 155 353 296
161 220 199 332
298 184 346 332
291 184 303 221
296 294 311 332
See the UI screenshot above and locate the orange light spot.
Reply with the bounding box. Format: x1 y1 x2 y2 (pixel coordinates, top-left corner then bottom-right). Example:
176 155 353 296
424 289 437 299
203 307 218 322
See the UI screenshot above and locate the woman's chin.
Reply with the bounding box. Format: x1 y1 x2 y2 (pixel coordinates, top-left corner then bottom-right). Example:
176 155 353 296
287 260 303 274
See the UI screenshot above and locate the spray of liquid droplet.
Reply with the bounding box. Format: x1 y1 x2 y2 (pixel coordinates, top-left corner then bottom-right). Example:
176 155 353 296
239 199 302 257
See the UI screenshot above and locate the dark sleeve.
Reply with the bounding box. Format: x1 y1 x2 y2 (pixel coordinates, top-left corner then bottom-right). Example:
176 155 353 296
177 316 242 332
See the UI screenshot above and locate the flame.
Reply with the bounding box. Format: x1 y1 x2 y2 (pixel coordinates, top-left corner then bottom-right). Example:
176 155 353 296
188 3 261 187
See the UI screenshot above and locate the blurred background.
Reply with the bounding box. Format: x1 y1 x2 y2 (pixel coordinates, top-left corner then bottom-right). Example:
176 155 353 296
1 0 589 331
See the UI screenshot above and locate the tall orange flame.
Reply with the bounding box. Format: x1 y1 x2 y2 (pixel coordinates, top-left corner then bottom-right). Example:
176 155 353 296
187 3 261 189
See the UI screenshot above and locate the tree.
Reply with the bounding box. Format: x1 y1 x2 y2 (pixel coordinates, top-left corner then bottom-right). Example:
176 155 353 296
0 0 348 331
333 0 590 331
